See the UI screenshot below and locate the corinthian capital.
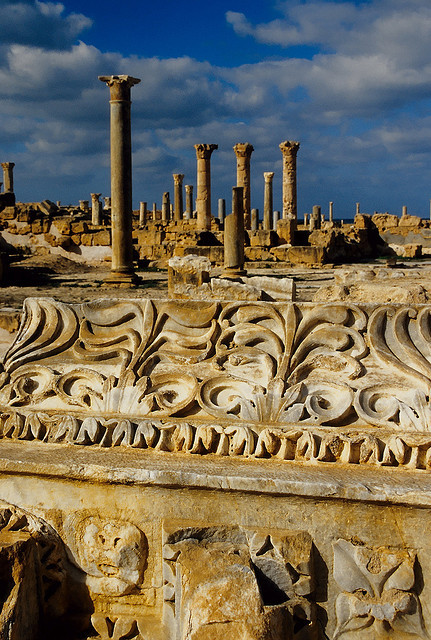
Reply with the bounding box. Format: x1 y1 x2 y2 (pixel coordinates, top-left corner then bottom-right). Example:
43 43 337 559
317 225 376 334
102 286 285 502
194 144 218 159
264 172 275 183
233 142 254 158
173 174 185 185
279 140 300 157
99 75 141 100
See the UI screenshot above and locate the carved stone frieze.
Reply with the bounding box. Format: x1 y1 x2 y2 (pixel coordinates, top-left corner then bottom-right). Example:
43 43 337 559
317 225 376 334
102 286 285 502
4 298 431 464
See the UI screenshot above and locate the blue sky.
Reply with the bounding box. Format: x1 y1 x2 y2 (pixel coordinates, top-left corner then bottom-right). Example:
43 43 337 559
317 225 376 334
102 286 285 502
1 0 431 219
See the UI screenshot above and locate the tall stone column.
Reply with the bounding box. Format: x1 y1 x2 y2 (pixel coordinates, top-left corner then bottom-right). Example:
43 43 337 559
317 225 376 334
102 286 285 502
263 172 274 231
139 201 147 226
194 144 218 231
329 201 334 222
223 186 246 278
251 209 259 231
218 198 225 224
233 143 254 229
279 141 300 219
173 174 184 221
273 210 280 230
99 74 141 285
152 202 157 221
162 192 170 222
185 185 193 220
1 163 14 193
91 193 102 225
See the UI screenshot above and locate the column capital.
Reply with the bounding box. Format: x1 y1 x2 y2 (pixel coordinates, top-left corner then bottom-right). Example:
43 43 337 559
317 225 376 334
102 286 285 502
173 173 185 185
99 75 141 101
1 162 14 170
194 144 218 159
279 140 300 157
90 193 102 199
233 142 254 158
185 184 193 193
264 172 275 183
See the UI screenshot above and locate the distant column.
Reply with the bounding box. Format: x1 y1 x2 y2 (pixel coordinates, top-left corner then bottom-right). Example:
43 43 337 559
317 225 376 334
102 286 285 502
79 200 89 211
279 141 300 219
104 197 111 210
329 201 334 222
402 205 407 216
173 174 184 221
139 201 147 226
304 213 308 226
185 185 193 220
162 192 170 222
91 193 102 225
194 143 218 230
99 74 141 284
223 186 246 278
152 202 157 221
218 198 226 224
233 142 254 229
251 208 258 231
1 163 14 193
356 202 360 215
273 210 280 230
263 172 274 231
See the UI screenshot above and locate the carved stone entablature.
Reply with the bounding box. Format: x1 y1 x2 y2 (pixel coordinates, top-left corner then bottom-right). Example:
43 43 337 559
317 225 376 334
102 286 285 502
4 299 431 464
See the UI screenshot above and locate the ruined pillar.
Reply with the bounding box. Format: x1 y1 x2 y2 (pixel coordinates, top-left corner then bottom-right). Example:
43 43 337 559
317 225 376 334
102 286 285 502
162 192 170 222
356 202 360 215
184 185 193 220
310 205 321 231
104 197 111 210
233 143 254 229
194 144 218 230
223 186 246 278
1 163 14 193
279 141 300 219
139 202 147 226
173 174 184 221
263 172 274 231
218 198 226 224
99 74 141 284
251 208 258 231
152 202 157 221
273 210 280 230
304 213 308 226
90 193 102 225
402 205 407 216
329 201 334 222
79 200 89 212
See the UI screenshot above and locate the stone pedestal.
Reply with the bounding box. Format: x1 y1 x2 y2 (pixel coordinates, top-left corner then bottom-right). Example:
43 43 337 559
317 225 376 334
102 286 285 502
173 174 184 221
279 141 300 219
99 74 141 286
194 144 218 231
162 192 170 222
234 143 254 229
139 202 147 226
91 193 102 226
1 163 14 193
222 186 246 278
263 172 274 231
184 186 193 220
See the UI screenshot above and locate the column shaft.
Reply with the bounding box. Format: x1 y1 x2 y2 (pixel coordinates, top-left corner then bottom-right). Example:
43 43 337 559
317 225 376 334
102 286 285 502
279 141 300 219
195 144 218 231
234 143 254 229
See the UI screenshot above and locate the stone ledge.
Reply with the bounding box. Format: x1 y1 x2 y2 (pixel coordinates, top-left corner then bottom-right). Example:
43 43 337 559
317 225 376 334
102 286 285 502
1 440 431 507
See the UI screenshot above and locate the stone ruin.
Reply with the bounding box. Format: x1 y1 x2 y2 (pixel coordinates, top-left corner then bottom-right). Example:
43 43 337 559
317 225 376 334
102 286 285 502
1 74 431 640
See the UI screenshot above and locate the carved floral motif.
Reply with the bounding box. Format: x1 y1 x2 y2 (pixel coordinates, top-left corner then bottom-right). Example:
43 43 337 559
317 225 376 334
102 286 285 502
333 539 426 639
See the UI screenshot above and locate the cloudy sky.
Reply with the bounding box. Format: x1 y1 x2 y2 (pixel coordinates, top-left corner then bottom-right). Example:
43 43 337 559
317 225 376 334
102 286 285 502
1 0 431 219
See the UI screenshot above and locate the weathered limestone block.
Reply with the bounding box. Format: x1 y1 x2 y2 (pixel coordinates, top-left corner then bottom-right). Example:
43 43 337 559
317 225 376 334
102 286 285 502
246 275 296 301
91 229 111 246
71 221 88 234
271 245 325 265
211 278 262 300
52 219 72 236
245 247 275 261
399 214 422 227
168 255 211 298
277 218 296 245
404 243 422 258
372 213 399 231
249 230 277 248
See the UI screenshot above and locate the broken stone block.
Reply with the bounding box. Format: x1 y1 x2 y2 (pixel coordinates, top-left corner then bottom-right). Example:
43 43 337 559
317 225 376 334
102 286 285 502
211 278 262 300
399 214 422 227
276 218 296 245
404 243 422 258
92 230 111 246
168 255 211 298
246 275 295 301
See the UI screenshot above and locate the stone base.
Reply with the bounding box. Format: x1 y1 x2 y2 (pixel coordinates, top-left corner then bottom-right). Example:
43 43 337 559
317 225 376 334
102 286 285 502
103 269 141 286
220 268 248 280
